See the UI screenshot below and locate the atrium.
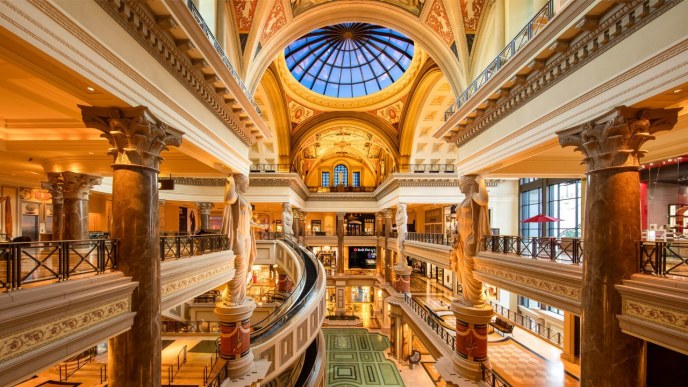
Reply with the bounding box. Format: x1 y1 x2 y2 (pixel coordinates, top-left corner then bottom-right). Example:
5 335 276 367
0 1 687 386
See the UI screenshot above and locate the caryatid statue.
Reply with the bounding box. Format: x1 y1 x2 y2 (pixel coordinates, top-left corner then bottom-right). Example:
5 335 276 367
282 202 294 236
452 175 491 307
220 174 256 306
395 203 408 259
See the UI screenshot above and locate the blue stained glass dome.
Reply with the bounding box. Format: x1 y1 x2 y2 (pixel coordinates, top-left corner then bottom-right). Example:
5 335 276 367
284 23 414 98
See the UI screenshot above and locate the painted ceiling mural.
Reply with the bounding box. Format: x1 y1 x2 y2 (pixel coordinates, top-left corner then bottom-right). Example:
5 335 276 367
299 127 386 161
425 0 454 46
374 100 404 130
260 1 288 45
288 100 316 130
290 0 427 17
231 0 258 32
460 0 485 33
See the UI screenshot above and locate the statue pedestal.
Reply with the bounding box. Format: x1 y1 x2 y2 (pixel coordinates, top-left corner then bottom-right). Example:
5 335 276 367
214 299 256 379
393 265 412 293
451 299 493 381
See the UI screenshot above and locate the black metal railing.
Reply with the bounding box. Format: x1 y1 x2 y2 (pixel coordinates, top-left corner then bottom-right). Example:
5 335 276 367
203 338 221 385
308 186 376 193
639 240 688 277
406 232 451 246
482 235 583 264
249 164 296 173
444 0 557 120
401 164 456 173
166 345 187 386
0 239 118 291
403 293 455 350
344 230 376 236
207 360 228 387
185 0 260 114
59 347 97 381
481 362 512 387
100 363 107 383
489 302 563 347
162 320 221 334
193 290 221 303
160 234 229 260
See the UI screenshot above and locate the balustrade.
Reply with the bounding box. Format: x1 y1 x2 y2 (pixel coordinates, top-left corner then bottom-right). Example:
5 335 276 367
481 362 512 387
489 301 563 348
403 293 455 350
159 234 229 260
400 164 456 173
249 164 295 173
407 232 451 246
482 235 583 264
638 240 688 277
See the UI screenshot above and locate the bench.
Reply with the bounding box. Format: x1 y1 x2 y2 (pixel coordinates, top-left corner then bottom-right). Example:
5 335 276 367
490 316 514 336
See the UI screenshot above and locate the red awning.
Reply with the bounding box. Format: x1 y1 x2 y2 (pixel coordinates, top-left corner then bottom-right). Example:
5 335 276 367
521 214 562 223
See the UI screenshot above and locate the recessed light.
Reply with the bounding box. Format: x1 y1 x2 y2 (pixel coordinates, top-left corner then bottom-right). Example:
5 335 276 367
86 86 95 92
673 89 682 93
88 152 95 155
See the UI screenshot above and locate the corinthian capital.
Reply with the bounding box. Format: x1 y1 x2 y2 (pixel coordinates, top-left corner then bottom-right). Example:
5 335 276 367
78 105 183 171
42 173 65 204
60 172 102 200
557 106 681 173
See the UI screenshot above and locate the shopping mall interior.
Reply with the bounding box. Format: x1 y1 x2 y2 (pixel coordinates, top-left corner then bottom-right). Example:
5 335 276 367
1 0 687 386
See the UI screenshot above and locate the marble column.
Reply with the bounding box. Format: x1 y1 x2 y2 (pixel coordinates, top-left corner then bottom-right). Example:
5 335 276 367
384 209 393 282
60 171 102 240
336 212 345 274
197 202 213 231
558 106 680 387
42 174 64 240
80 105 183 387
335 280 346 316
299 211 306 241
292 207 300 238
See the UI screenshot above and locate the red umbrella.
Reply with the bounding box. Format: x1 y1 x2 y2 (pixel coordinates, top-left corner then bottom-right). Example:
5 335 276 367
521 214 562 223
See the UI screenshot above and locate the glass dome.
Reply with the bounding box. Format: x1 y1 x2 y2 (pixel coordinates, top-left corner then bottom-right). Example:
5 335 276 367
284 23 414 98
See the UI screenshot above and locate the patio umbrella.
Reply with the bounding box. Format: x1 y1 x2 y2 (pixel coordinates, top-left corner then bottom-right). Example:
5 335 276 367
521 214 562 223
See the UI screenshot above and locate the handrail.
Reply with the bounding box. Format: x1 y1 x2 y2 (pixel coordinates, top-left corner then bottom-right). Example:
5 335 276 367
481 362 512 387
308 186 376 193
203 339 221 385
403 293 455 350
489 301 563 348
638 240 688 277
0 239 118 291
159 234 230 260
100 363 107 383
444 0 557 121
249 234 319 344
166 345 187 386
162 320 221 334
250 163 296 173
482 235 583 264
207 360 228 387
59 347 97 381
407 232 451 246
185 0 260 114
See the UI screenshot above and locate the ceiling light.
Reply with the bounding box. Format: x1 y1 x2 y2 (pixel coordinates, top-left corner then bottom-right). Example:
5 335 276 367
86 86 95 92
673 89 682 93
88 152 95 155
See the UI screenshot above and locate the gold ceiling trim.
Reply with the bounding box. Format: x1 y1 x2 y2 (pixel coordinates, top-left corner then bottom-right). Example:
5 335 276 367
276 48 427 111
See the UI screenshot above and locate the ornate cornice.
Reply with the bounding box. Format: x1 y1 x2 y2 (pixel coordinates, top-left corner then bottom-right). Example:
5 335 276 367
173 177 226 186
475 263 581 301
161 264 232 297
451 0 680 146
623 299 688 334
96 0 255 144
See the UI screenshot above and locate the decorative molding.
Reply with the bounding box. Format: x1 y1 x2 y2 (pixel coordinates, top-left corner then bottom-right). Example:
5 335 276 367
623 299 688 334
173 177 227 186
450 0 681 146
95 0 256 144
161 264 232 296
0 297 129 362
474 263 580 301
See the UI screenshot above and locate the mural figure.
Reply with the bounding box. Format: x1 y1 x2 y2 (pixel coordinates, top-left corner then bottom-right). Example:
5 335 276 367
452 175 491 307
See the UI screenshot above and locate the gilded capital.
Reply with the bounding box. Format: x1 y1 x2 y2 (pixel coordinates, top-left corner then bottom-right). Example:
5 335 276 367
42 173 65 204
197 202 213 214
557 106 681 173
60 172 102 200
78 105 183 171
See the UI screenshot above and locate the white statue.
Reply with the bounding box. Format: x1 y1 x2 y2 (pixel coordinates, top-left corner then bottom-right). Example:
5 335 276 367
395 203 408 260
220 174 256 305
452 175 491 307
282 202 294 235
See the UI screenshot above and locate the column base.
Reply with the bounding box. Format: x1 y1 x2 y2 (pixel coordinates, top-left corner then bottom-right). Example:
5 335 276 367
451 299 493 381
214 299 256 380
451 352 482 381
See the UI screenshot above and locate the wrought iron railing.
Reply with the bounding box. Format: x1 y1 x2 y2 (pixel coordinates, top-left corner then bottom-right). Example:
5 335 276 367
401 164 456 173
249 164 296 173
489 301 563 348
481 362 512 387
203 338 221 385
639 240 688 277
185 0 260 114
162 320 221 334
407 232 451 246
344 230 376 236
403 293 455 350
207 360 228 387
482 235 583 264
0 239 118 291
308 186 376 193
444 0 557 121
159 234 229 260
166 345 187 386
59 347 97 381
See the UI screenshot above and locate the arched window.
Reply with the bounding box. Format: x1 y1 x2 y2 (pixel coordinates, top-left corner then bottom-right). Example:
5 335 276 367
334 164 348 186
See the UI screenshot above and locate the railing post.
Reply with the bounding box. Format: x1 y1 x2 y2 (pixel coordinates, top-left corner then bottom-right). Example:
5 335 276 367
61 241 70 281
98 239 105 273
175 236 181 259
658 242 667 276
531 237 537 259
549 237 556 261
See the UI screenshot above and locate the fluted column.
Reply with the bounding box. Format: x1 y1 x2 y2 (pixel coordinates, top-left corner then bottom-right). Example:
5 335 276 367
80 105 183 387
197 202 213 231
558 106 680 387
60 172 102 240
336 212 345 274
42 175 64 240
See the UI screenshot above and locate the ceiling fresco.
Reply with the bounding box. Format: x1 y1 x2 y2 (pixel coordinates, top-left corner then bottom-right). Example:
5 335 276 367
290 0 427 17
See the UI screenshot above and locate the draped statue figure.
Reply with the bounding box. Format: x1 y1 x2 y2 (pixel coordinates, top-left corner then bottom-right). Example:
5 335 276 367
451 175 491 307
395 203 408 259
282 202 294 235
220 174 256 305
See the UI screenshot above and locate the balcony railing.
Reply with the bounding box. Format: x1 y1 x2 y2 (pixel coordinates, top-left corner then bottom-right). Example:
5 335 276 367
489 301 563 348
481 362 512 387
444 0 557 121
401 164 456 174
403 293 455 351
308 186 376 193
250 164 296 173
638 240 688 277
407 232 451 246
482 235 583 264
344 230 376 236
185 0 260 114
160 234 230 260
0 239 118 291
162 320 221 334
